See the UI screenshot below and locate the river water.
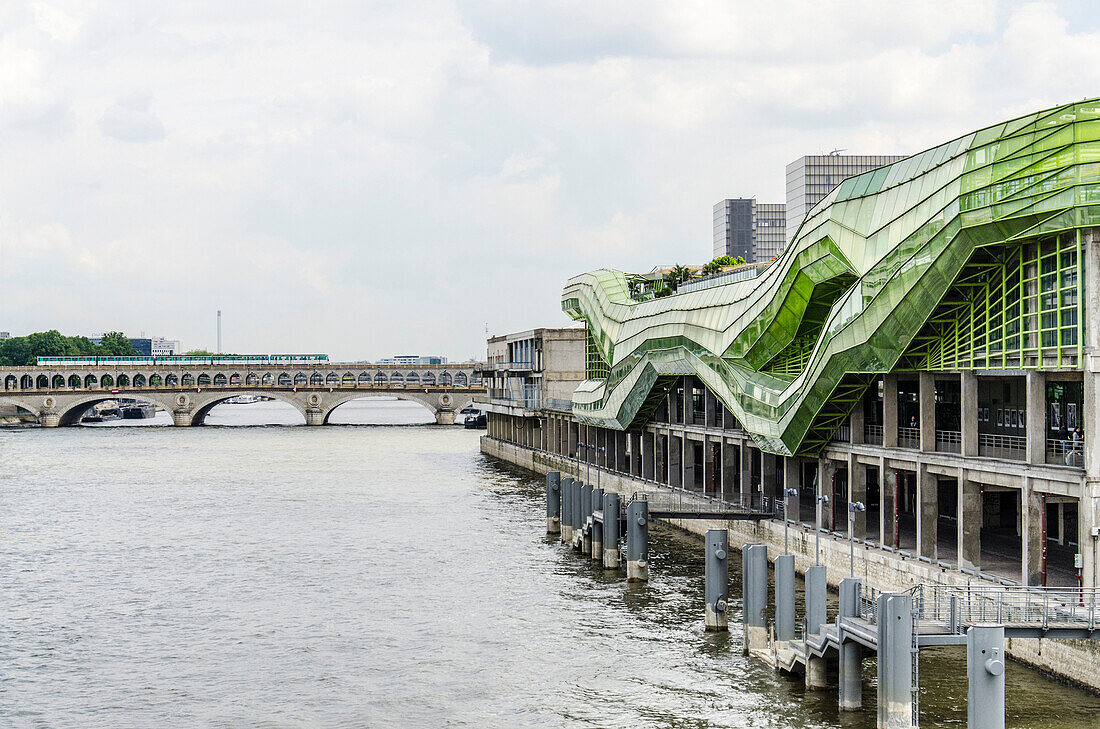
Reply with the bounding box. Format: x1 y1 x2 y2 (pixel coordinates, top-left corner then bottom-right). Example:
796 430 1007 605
3 399 1100 728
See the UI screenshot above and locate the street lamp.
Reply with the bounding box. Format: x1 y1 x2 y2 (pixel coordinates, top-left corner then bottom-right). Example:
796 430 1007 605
596 445 606 490
577 441 588 484
848 501 866 576
783 487 799 554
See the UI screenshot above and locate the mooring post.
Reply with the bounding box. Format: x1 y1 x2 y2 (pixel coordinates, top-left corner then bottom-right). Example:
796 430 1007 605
573 480 585 550
838 578 863 710
741 543 767 650
804 564 828 690
581 483 593 555
546 471 561 534
590 487 604 562
967 626 1005 729
566 477 577 543
705 530 729 631
627 500 649 582
774 554 795 641
877 593 914 729
602 492 621 569
559 477 571 543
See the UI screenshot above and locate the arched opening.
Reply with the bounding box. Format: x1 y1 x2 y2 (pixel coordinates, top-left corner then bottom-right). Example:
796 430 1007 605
297 372 309 386
197 373 211 386
324 395 437 425
422 372 435 386
52 374 65 389
246 372 259 386
440 371 452 386
326 372 338 386
262 373 274 386
133 374 147 387
192 393 306 427
116 374 130 387
471 372 483 386
181 373 194 386
64 395 167 427
85 374 99 388
309 373 322 386
150 374 162 387
213 374 227 386
5 375 17 390
342 372 355 386
407 372 420 386
101 374 114 388
165 374 178 386
391 372 404 387
455 372 468 387
229 373 241 386
358 372 371 385
36 375 49 389
278 372 291 386
68 374 81 388
374 372 387 386
21 375 33 389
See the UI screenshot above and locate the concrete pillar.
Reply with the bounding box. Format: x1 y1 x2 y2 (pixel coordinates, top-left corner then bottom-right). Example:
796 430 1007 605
39 411 60 427
1026 370 1046 464
851 400 865 445
561 477 573 543
590 487 604 562
643 431 655 480
967 626 1006 729
917 463 938 561
1082 230 1100 587
740 442 753 506
434 409 454 425
818 458 835 531
882 461 897 548
762 452 778 503
884 374 899 449
959 471 982 572
740 543 767 648
722 441 737 501
603 492 621 569
1023 477 1045 586
567 420 578 458
683 436 697 491
877 593 915 729
546 471 561 534
172 409 193 427
626 500 649 582
919 372 935 452
669 435 682 488
838 578 863 710
784 456 801 523
849 455 867 540
805 564 828 690
774 554 796 641
705 530 730 632
581 483 593 555
962 371 979 457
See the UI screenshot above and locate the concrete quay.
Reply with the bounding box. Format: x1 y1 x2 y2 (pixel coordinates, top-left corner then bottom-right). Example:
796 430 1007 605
483 435 1100 693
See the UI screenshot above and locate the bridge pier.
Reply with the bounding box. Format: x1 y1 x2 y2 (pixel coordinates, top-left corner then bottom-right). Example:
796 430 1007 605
172 409 193 426
435 410 455 425
305 408 325 426
39 411 59 428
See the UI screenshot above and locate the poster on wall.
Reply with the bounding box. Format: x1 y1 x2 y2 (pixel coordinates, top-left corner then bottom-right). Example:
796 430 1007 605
1068 402 1078 430
1051 402 1063 432
997 409 1004 427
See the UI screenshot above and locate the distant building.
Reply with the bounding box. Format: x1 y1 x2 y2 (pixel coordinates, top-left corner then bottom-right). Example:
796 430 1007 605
785 154 907 242
476 327 585 419
712 198 786 263
151 337 181 356
0 331 9 340
378 355 447 365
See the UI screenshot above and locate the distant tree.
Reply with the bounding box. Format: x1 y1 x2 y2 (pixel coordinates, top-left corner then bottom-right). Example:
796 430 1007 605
701 255 747 275
98 332 138 356
664 264 693 292
0 329 136 365
184 349 214 356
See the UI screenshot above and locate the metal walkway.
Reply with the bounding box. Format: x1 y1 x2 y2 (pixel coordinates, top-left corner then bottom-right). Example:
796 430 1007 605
627 491 780 521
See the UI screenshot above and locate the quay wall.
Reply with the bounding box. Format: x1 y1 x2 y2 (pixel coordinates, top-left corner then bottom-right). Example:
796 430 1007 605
482 436 1100 692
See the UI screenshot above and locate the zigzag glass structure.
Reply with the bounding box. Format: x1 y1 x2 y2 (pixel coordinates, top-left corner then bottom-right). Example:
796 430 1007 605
563 100 1096 456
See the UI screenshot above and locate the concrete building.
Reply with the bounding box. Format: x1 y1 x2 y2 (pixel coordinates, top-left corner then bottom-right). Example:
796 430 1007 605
712 198 786 263
477 327 585 443
785 154 906 243
0 332 9 340
151 337 181 356
379 355 447 365
482 100 1100 689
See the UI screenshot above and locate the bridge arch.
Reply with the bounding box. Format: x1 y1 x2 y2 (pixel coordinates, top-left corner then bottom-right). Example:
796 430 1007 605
189 391 308 426
320 391 476 425
54 393 175 427
133 374 146 387
5 375 16 390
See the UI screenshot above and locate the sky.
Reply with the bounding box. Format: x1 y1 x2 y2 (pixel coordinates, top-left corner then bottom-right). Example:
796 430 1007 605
2 1 1100 361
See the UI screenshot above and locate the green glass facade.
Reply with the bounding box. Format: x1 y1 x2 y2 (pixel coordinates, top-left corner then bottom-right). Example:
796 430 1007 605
562 100 1098 456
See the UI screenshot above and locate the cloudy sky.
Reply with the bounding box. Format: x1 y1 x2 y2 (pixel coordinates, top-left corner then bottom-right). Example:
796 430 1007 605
2 1 1099 361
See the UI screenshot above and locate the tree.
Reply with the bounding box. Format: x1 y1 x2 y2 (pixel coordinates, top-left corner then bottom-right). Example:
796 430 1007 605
184 349 214 356
664 264 693 292
701 255 746 275
98 332 138 356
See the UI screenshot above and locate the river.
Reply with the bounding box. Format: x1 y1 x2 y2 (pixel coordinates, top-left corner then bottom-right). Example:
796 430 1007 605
2 399 1099 728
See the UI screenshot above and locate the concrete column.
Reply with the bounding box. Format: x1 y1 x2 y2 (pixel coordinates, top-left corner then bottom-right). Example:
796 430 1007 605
567 420 577 458
740 442 753 506
643 431 656 480
818 458 835 531
967 626 1006 729
849 455 867 540
740 543 767 648
962 371 979 457
581 483 593 555
838 578 863 710
804 564 828 690
1022 476 1045 586
882 461 897 548
884 374 899 448
917 463 938 561
774 554 796 641
172 409 193 427
603 492 620 569
722 441 737 501
959 471 982 572
705 529 730 632
784 456 801 523
762 452 778 503
683 436 697 491
627 500 649 582
561 477 573 543
877 593 915 729
546 471 561 534
919 372 935 452
590 487 604 562
1026 370 1046 465
669 435 683 488
851 401 865 445
1082 230 1100 587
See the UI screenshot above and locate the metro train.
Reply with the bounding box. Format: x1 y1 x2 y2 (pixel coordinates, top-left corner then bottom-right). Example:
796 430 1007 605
35 354 330 367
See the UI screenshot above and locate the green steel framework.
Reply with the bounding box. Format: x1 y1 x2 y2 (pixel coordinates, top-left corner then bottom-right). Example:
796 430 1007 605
562 100 1097 456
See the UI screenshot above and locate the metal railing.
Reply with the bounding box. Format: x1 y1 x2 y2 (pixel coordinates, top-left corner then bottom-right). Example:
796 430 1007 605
911 584 1100 632
897 427 920 449
1047 438 1085 467
934 430 961 454
978 433 1026 460
864 424 883 445
831 424 851 442
629 490 782 518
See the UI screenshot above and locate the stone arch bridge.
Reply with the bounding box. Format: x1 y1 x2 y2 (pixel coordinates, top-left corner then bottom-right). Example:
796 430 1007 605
0 363 484 427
